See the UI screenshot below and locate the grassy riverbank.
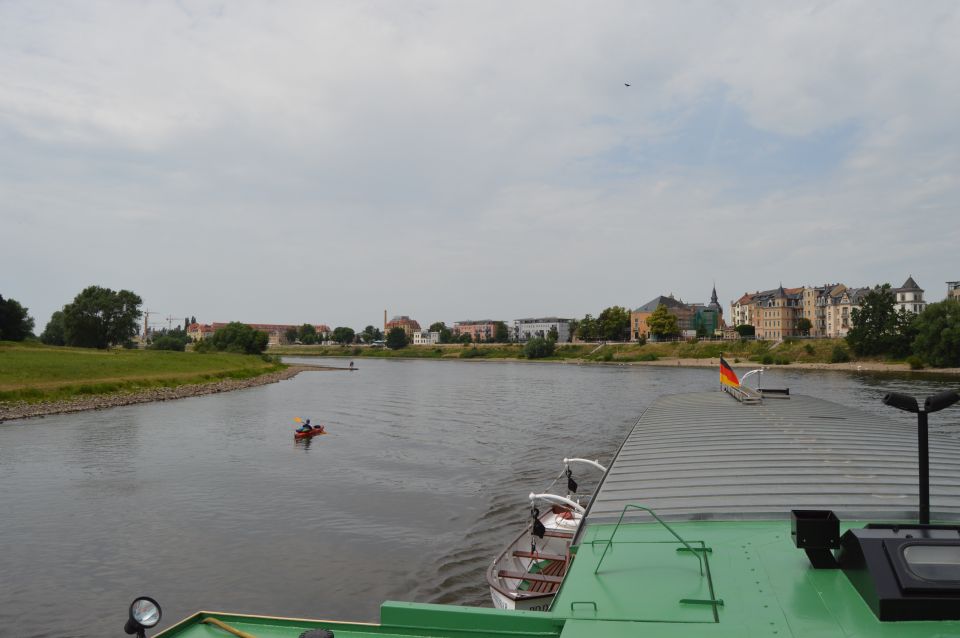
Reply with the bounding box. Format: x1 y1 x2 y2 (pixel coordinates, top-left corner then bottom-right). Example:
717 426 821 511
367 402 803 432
271 338 865 364
0 341 285 404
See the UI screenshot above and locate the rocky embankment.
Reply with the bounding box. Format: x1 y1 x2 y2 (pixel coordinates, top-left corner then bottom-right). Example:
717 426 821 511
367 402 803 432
0 364 342 422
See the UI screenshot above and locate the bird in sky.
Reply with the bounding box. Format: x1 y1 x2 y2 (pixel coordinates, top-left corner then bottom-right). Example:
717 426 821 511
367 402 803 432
624 83 631 86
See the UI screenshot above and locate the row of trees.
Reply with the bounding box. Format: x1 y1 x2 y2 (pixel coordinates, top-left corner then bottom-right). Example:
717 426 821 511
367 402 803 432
847 285 960 367
573 306 630 342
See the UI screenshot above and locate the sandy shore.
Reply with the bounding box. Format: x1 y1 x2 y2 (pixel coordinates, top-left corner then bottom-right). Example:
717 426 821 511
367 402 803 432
0 364 347 422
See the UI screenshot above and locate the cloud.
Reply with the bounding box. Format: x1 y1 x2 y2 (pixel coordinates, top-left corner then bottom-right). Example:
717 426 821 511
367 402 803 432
2 1 958 328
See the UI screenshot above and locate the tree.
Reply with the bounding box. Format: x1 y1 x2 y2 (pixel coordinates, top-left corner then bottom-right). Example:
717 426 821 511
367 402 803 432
493 321 510 343
576 314 599 341
912 300 960 368
40 311 67 345
298 324 317 345
734 324 755 338
386 326 408 349
203 321 269 354
523 336 555 359
361 325 383 343
847 285 915 357
429 321 454 343
796 317 812 336
598 306 630 341
149 327 190 351
547 326 559 341
0 294 35 341
458 332 473 344
61 286 142 349
646 304 679 340
284 327 299 344
331 326 356 345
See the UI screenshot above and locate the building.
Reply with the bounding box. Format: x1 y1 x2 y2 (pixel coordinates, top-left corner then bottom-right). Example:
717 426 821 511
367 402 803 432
823 287 869 338
412 331 440 345
799 284 845 337
630 294 694 340
753 286 804 341
512 317 572 342
948 281 960 301
208 322 331 346
730 293 755 328
894 276 926 315
690 286 724 336
186 323 216 341
384 314 422 338
453 320 498 343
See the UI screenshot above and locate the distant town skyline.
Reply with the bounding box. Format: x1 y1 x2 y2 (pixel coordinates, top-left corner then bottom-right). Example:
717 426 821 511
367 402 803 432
3 3 959 331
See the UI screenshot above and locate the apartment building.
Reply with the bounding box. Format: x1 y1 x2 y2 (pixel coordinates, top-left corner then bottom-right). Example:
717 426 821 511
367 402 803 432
513 317 572 342
453 320 498 343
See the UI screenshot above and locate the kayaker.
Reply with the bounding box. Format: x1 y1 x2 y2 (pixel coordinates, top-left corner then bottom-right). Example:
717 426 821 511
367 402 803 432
297 419 313 433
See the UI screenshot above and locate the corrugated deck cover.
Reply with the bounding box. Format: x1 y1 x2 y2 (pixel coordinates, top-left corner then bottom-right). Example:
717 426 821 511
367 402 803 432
584 392 960 524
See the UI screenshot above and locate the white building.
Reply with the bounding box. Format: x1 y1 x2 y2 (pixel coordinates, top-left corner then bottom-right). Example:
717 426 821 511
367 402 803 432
512 317 572 343
412 330 440 345
894 276 926 315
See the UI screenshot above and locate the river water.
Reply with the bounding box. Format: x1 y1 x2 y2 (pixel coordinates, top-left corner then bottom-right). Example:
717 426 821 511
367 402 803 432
1 358 958 637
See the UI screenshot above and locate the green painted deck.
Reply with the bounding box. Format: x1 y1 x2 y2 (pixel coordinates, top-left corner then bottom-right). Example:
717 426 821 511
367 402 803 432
158 520 960 638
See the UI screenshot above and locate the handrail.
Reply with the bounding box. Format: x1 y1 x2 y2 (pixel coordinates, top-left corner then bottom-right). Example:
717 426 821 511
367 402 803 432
563 458 607 473
594 504 703 575
529 493 586 514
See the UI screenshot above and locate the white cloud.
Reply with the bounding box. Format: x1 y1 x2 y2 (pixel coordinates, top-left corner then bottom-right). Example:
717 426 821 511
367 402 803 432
2 1 959 328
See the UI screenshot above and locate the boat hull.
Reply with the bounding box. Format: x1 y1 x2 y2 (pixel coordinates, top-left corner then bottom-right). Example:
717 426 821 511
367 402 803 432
294 429 326 440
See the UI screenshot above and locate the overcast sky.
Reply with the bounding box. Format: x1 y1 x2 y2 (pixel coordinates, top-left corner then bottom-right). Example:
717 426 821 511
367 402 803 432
2 1 958 332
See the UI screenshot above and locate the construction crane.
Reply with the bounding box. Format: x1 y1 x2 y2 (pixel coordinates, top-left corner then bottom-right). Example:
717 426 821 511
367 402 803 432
165 315 186 331
143 309 161 338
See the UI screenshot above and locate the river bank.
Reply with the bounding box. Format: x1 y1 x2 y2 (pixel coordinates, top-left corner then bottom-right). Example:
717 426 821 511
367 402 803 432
0 364 343 422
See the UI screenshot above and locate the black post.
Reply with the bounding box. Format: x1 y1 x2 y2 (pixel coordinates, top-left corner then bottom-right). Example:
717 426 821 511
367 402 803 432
918 409 930 525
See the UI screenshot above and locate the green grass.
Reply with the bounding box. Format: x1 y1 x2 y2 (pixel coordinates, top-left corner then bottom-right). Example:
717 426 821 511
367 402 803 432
0 341 285 404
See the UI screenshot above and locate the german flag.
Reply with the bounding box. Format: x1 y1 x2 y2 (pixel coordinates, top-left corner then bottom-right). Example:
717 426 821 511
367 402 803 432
720 356 740 388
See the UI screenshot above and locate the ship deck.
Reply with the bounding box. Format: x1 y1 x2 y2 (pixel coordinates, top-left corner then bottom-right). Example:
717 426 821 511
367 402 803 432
158 392 960 638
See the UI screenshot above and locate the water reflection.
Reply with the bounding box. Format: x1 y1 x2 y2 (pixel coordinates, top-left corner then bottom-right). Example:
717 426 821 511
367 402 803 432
0 359 956 637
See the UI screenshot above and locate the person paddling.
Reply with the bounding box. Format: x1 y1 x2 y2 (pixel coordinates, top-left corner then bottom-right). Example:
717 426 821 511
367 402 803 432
297 418 313 433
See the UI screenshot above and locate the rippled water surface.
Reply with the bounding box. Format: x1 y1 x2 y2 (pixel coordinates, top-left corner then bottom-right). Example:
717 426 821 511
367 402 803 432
1 358 958 637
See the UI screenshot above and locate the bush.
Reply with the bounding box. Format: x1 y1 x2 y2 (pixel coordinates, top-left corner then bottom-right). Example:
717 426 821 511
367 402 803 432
637 353 658 361
600 350 614 362
760 354 774 365
830 345 851 363
906 355 925 370
773 355 791 365
804 344 815 355
523 337 555 359
460 347 485 359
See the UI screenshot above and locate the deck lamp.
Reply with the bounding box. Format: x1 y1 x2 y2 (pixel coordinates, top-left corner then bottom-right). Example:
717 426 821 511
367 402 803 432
882 390 960 525
124 596 162 638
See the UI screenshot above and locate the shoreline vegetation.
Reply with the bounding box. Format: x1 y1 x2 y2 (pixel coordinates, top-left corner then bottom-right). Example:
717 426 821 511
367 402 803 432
272 340 960 375
3 338 957 422
0 342 346 421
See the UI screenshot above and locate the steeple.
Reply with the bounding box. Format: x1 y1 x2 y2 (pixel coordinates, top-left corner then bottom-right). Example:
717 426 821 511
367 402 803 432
708 283 722 314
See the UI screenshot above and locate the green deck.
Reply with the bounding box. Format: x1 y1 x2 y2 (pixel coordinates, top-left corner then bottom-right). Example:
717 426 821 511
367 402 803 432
158 519 960 638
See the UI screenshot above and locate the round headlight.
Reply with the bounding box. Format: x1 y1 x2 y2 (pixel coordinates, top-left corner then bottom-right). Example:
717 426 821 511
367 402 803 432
128 596 162 630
